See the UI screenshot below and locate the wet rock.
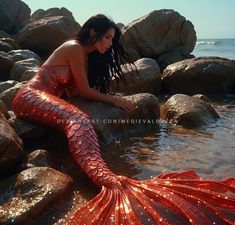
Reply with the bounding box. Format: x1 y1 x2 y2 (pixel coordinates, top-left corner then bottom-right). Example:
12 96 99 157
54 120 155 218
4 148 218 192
8 49 42 62
16 16 81 58
0 111 24 173
23 150 56 169
162 57 235 94
0 81 26 110
122 10 196 69
0 167 73 225
0 51 14 81
9 58 41 80
192 94 211 103
160 94 220 128
111 58 162 95
31 7 75 21
68 93 160 145
0 0 31 34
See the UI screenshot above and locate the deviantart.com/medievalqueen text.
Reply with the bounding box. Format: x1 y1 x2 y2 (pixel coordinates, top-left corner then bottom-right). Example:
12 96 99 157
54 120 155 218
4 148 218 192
56 118 159 125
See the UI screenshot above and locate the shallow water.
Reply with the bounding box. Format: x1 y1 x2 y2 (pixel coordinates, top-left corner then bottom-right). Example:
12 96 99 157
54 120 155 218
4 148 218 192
104 96 235 180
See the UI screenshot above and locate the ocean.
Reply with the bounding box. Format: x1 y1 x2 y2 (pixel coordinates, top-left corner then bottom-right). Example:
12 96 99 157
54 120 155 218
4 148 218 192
192 38 235 60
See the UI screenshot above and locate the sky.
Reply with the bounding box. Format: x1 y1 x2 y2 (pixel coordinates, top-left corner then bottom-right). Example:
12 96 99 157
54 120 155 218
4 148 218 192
23 0 235 39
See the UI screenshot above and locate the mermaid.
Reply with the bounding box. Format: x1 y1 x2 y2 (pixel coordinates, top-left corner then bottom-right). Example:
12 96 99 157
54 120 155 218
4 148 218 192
13 14 235 224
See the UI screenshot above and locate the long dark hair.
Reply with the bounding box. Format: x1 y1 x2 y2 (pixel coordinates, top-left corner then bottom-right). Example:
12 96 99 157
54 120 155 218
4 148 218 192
75 14 133 94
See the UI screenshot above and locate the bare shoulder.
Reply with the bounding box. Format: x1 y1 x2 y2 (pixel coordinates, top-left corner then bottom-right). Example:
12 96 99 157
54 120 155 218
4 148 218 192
62 40 83 55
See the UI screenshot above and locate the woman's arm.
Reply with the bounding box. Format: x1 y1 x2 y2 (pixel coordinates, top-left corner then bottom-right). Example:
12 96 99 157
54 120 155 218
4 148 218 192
66 44 135 111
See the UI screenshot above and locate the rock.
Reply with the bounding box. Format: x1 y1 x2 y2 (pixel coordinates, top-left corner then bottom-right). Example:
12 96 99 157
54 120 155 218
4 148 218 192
24 150 56 169
0 31 13 39
0 0 31 34
31 7 75 21
162 57 235 94
160 94 220 128
158 49 194 71
9 90 159 147
0 38 19 50
117 22 125 29
0 167 72 225
9 58 40 80
68 93 160 145
8 114 46 139
16 16 81 58
111 58 161 95
0 51 15 81
0 111 24 173
192 94 211 103
0 81 26 110
0 40 14 52
0 100 10 119
8 49 42 62
0 80 18 93
122 10 196 69
20 68 39 81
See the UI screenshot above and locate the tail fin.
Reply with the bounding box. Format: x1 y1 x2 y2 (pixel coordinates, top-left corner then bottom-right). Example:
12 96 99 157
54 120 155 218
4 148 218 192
69 171 235 225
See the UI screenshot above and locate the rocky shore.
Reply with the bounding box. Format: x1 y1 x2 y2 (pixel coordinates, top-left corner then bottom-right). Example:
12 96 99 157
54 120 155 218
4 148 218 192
1 0 235 224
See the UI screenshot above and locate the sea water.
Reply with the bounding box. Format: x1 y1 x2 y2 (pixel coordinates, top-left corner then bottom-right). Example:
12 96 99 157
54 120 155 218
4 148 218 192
193 38 235 60
104 98 235 180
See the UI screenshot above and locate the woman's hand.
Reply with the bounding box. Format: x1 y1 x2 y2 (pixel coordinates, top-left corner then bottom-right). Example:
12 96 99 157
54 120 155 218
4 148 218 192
111 96 136 111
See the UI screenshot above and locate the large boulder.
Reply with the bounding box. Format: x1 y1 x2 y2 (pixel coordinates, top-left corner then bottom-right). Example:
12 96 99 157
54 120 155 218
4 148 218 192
0 0 30 34
16 16 81 58
9 93 159 147
122 10 196 70
160 94 220 128
31 7 75 21
162 57 235 94
0 167 72 225
68 93 160 145
111 58 162 95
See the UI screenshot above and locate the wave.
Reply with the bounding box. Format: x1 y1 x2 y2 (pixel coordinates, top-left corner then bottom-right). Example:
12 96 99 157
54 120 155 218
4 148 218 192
196 40 220 45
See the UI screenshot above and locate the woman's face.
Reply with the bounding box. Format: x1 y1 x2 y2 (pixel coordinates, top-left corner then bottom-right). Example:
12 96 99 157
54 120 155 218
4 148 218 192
94 28 115 54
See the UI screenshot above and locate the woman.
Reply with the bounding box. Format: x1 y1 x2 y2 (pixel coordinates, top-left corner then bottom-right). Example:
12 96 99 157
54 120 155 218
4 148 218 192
13 14 235 225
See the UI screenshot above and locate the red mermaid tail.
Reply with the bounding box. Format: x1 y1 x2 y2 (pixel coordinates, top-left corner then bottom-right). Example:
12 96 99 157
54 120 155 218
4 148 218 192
69 171 235 225
12 67 235 225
